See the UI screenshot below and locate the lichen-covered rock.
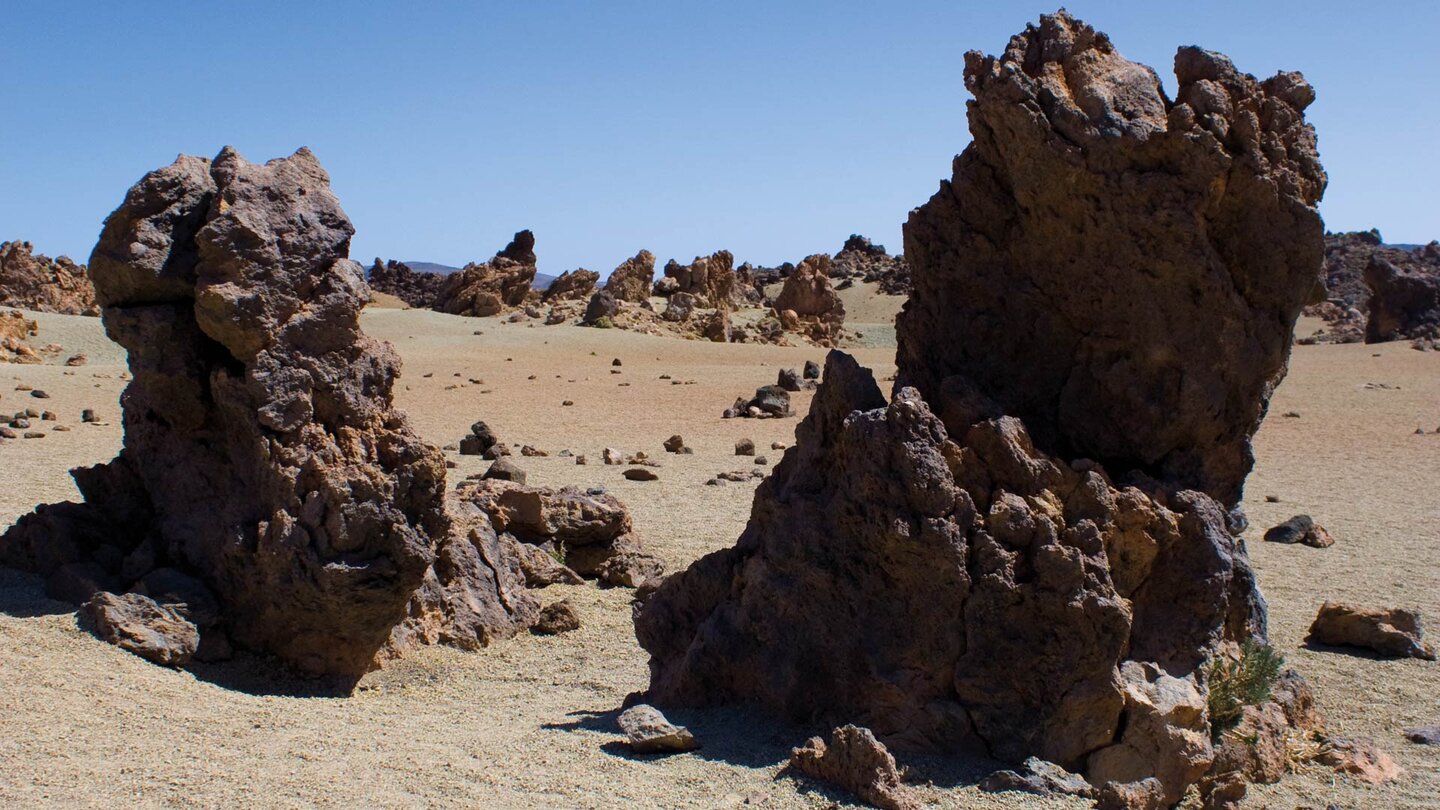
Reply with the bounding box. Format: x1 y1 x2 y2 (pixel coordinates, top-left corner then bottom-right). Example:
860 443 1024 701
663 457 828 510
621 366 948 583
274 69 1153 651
789 725 917 810
367 258 444 308
898 11 1327 508
432 231 538 317
604 250 655 303
0 147 537 678
0 240 99 315
1307 601 1436 660
1364 251 1440 343
541 268 599 302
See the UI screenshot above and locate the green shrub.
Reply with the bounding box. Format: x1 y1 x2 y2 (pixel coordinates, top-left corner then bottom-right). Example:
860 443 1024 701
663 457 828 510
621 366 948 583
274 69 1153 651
1207 639 1284 740
592 316 614 329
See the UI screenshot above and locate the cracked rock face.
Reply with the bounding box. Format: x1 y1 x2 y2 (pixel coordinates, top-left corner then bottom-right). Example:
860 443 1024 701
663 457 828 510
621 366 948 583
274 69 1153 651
0 240 99 316
432 231 538 317
0 147 536 677
368 259 445 308
898 10 1326 508
603 250 655 303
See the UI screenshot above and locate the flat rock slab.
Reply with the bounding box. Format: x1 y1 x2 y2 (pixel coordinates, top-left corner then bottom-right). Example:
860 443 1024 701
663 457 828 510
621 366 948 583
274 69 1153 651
617 704 698 754
81 591 198 667
1404 725 1440 745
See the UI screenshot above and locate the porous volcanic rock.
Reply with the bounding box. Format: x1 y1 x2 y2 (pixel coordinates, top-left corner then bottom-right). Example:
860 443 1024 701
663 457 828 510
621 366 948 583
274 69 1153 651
789 725 917 810
367 258 445 308
0 240 100 315
1364 250 1440 343
0 147 538 678
830 235 911 296
1 309 45 364
432 231 538 317
773 254 846 346
662 250 743 309
1262 514 1334 548
603 250 655 303
542 268 600 302
81 591 199 667
897 11 1327 509
1307 601 1436 660
636 14 1318 804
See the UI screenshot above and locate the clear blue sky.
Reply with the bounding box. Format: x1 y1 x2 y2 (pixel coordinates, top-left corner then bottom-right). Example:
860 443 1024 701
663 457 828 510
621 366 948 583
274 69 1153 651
3 1 1437 275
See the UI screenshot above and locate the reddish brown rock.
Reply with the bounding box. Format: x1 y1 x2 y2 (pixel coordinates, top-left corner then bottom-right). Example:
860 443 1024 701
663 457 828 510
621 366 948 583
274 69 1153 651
81 591 199 667
1262 515 1334 548
533 599 581 635
542 268 599 302
1312 735 1405 784
773 254 846 346
0 240 99 316
1307 601 1436 660
0 147 538 678
1 309 44 364
898 11 1327 509
789 725 917 810
367 258 444 308
662 250 743 309
603 250 655 303
432 231 538 317
830 235 910 296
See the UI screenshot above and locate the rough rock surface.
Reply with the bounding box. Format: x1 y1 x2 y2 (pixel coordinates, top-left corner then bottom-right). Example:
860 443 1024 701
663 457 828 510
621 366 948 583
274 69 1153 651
1364 249 1440 343
773 254 846 347
541 268 599 302
1 309 47 364
1307 601 1436 659
661 251 743 309
432 231 538 317
788 725 917 810
0 240 100 315
366 258 445 308
897 11 1327 509
603 250 655 303
979 756 1093 798
81 591 199 667
830 235 911 296
455 478 661 586
533 600 581 635
637 351 1267 801
1313 735 1405 784
617 704 699 754
0 148 537 677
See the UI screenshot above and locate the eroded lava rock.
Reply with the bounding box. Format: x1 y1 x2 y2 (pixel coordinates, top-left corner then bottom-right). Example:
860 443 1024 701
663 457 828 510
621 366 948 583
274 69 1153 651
367 258 445 308
432 231 538 317
1364 250 1440 344
603 250 655 303
0 240 100 316
0 147 537 678
897 11 1327 509
773 254 846 347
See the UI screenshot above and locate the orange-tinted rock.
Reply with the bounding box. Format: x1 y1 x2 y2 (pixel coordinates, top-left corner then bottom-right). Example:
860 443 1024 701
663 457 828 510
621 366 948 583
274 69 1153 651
603 250 655 303
789 725 917 810
433 231 538 317
0 240 99 316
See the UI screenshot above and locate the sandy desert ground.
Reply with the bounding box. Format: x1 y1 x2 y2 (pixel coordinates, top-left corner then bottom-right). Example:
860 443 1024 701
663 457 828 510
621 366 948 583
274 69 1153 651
1 300 1436 809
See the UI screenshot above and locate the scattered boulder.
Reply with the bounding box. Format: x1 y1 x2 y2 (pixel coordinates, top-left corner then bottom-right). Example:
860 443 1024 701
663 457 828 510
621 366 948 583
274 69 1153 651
459 420 501 456
803 359 821 380
979 756 1093 799
1403 725 1440 746
1 309 45 364
1262 515 1335 548
582 290 619 325
789 725 917 810
483 458 528 484
81 591 199 667
367 258 444 308
603 250 655 303
432 231 538 317
897 12 1327 510
0 239 99 315
0 147 539 678
533 600 581 635
623 467 658 482
618 704 699 754
1094 778 1166 810
1312 735 1405 784
1307 602 1436 659
776 367 805 392
663 435 687 453
734 439 754 456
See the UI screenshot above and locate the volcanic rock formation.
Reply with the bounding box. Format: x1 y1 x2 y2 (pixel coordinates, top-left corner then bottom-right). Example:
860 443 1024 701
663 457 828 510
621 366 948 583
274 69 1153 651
0 240 100 315
432 231 538 317
367 258 445 308
660 250 744 309
1 309 48 364
636 12 1324 806
1364 249 1440 344
830 235 911 296
603 250 655 303
773 254 846 346
542 268 599 302
1302 231 1440 345
897 12 1326 509
0 147 538 677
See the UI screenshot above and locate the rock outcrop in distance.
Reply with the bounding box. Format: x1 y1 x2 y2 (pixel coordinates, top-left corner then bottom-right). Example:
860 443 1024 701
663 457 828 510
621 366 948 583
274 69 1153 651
636 12 1325 807
603 250 656 303
0 240 100 316
773 254 846 347
829 235 910 296
432 230 539 317
541 268 599 303
367 258 446 308
1 309 56 364
0 147 540 679
1301 230 1440 346
1364 245 1440 347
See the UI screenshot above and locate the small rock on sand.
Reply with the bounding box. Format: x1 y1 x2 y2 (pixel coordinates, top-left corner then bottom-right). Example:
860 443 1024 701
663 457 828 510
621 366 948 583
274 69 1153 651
618 704 698 754
533 600 581 635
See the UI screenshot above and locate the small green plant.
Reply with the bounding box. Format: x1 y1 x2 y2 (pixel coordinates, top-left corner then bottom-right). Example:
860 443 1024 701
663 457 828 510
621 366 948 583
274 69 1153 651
591 316 614 329
547 545 567 566
1207 639 1285 740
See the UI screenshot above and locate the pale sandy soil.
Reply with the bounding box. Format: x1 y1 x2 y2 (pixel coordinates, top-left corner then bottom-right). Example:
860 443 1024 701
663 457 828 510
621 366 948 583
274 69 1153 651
1 308 1436 809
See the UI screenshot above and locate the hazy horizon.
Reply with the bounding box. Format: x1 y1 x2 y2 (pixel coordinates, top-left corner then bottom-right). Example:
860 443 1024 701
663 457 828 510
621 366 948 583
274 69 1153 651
3 1 1437 275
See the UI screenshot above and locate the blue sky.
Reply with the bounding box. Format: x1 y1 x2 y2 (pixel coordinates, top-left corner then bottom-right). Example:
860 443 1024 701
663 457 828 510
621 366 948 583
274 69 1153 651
2 1 1436 275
